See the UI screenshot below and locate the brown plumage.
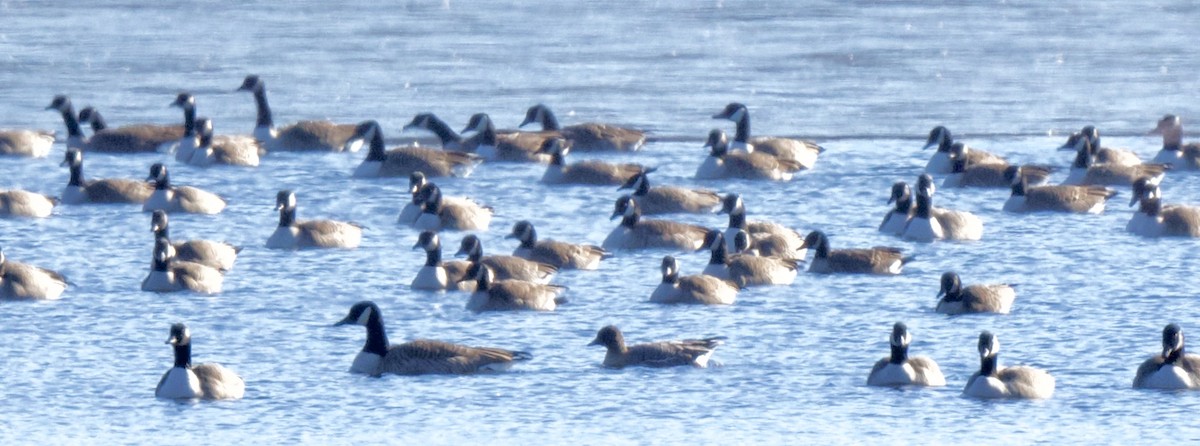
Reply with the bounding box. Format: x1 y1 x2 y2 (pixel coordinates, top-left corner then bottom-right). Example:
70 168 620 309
651 256 738 305
77 106 184 153
507 221 609 270
189 118 262 167
348 120 480 178
1005 176 1116 214
461 113 551 163
942 143 1051 188
0 190 56 218
618 170 721 215
1057 126 1141 166
602 196 710 251
59 148 153 204
236 75 358 152
801 230 908 275
713 103 824 169
1133 324 1200 389
464 264 566 312
589 325 725 368
935 272 1015 315
696 129 803 181
718 193 804 258
0 249 69 300
0 129 54 157
520 104 645 151
457 234 558 284
538 138 647 185
151 211 240 271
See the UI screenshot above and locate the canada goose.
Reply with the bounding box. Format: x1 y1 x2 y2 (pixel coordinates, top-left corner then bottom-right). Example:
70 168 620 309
235 75 358 152
0 247 68 300
538 138 647 185
1149 115 1200 170
0 129 54 158
1134 324 1200 390
461 113 549 162
588 325 725 368
866 322 946 387
902 174 983 242
696 129 802 180
170 92 202 162
1063 137 1167 186
410 231 472 291
59 148 153 204
187 117 262 167
800 230 909 275
0 189 56 218
403 113 473 152
155 323 244 400
718 193 804 258
879 182 912 236
45 95 87 150
963 331 1055 399
411 183 493 232
506 220 609 270
712 102 824 169
942 143 1052 188
602 196 709 251
618 170 721 215
455 234 557 284
1128 182 1200 238
336 301 532 375
519 104 645 152
650 255 737 305
398 172 429 224
267 190 363 250
1057 125 1141 167
922 126 1005 174
1004 169 1116 214
463 263 567 312
346 120 480 178
141 237 224 294
150 210 240 271
935 272 1015 315
143 163 226 215
76 105 183 153
701 230 799 287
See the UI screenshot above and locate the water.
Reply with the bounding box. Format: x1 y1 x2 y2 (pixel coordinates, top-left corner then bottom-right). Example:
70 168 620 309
1 0 1199 443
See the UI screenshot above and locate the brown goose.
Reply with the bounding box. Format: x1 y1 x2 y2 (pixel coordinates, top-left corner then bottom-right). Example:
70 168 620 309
1134 324 1200 390
0 129 53 158
520 104 645 152
712 102 824 169
347 120 480 178
506 221 609 270
942 143 1052 188
0 189 56 218
236 75 358 152
718 193 804 258
456 234 557 284
618 169 721 215
695 129 803 180
1004 169 1116 214
1150 114 1200 170
866 322 946 387
76 106 184 153
1057 125 1141 167
800 230 909 275
1131 187 1200 238
1063 138 1167 186
143 163 226 215
59 148 153 204
588 325 725 369
155 323 244 400
934 272 1015 315
410 231 472 291
150 210 240 271
701 230 799 287
650 255 737 305
538 138 647 185
963 331 1055 399
267 190 363 250
141 237 224 294
921 126 1005 173
463 263 567 312
187 117 262 167
879 181 913 235
602 196 709 251
0 247 68 300
461 113 550 163
410 183 493 232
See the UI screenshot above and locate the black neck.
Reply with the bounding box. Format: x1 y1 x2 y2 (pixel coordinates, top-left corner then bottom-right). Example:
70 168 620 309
366 127 387 161
733 113 751 143
936 137 951 153
88 112 108 132
154 225 170 240
662 269 678 284
152 252 170 272
477 119 497 145
425 117 462 146
182 104 196 137
422 191 442 214
153 173 170 190
914 193 933 218
59 107 84 138
1166 346 1184 364
362 313 390 356
279 207 296 227
979 354 997 376
813 237 830 259
424 246 441 267
519 228 538 249
549 149 565 166
541 108 561 131
951 156 967 173
67 163 84 187
474 268 491 291
1163 142 1182 152
634 177 650 196
620 211 640 228
728 209 747 229
172 343 192 368
889 344 908 364
708 240 727 265
1072 146 1091 168
252 87 274 128
199 130 213 148
1011 180 1027 197
894 195 912 213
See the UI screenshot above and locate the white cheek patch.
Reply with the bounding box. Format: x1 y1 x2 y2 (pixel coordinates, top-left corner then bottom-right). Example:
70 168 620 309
356 306 372 326
286 193 296 209
729 108 745 122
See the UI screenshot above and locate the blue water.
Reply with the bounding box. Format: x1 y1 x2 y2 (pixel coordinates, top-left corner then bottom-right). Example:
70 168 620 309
2 0 1199 443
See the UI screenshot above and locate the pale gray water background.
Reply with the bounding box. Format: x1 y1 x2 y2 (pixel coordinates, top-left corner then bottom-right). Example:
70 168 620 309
1 0 1199 443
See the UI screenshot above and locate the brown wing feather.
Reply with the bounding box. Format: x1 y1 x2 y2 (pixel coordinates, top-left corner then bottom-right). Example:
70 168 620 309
637 186 721 214
192 363 245 400
750 136 823 168
274 120 357 151
1026 185 1115 212
562 124 645 151
527 240 606 270
674 275 738 305
172 186 226 214
88 125 184 153
210 135 263 166
480 256 557 282
297 219 363 248
170 261 223 294
632 220 709 250
622 338 723 367
83 179 154 203
381 339 524 375
564 160 645 185
380 147 479 177
1160 206 1200 237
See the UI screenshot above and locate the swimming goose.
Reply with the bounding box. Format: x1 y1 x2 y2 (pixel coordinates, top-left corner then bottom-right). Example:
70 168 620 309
696 129 803 180
718 193 804 258
346 120 480 178
701 230 799 287
150 210 240 271
588 325 725 369
76 106 183 153
1057 125 1141 167
519 104 645 152
1128 182 1200 238
602 196 709 251
0 189 56 218
410 231 472 291
902 174 983 242
403 113 474 152
411 183 493 232
538 138 648 185
650 255 738 305
461 113 549 162
712 103 824 169
506 220 609 270
866 322 946 387
141 237 224 294
143 163 226 214
59 148 153 204
800 230 909 275
1063 138 1167 186
922 126 1005 174
1003 169 1116 214
335 301 532 375
267 190 363 250
1150 115 1200 170
235 75 358 152
463 263 567 312
618 170 721 215
963 331 1055 399
0 247 68 300
455 234 557 284
879 182 912 236
170 92 202 162
942 143 1052 188
398 172 429 224
0 129 54 158
1134 324 1200 390
155 323 244 400
187 117 262 167
934 272 1015 315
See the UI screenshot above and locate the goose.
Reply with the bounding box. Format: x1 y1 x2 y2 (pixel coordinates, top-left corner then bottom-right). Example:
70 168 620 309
602 196 709 251
935 272 1015 315
403 113 472 152
879 181 912 235
1004 169 1116 214
455 234 557 284
650 255 737 305
463 263 567 312
902 174 983 242
410 231 472 291
461 113 549 162
942 143 1052 188
0 129 54 158
141 237 224 294
701 230 799 287
618 170 721 215
1134 324 1200 390
398 172 429 224
1128 182 1200 238
718 193 804 258
411 183 492 232
696 129 803 180
346 120 480 178
538 138 647 185
143 163 226 214
588 325 725 369
866 322 946 387
506 220 609 270
267 190 363 250
187 117 262 167
1149 114 1200 170
76 105 183 153
800 230 909 275
59 148 153 204
335 301 532 375
45 95 88 150
519 104 645 152
963 331 1055 399
150 210 240 271
0 189 56 218
170 92 202 162
1057 125 1141 167
155 323 244 400
235 75 358 152
922 126 1005 174
1062 137 1167 186
0 247 68 300
712 102 824 169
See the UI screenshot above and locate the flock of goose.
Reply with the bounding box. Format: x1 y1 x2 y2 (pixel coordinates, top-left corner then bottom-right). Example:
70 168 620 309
1 74 1199 402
